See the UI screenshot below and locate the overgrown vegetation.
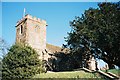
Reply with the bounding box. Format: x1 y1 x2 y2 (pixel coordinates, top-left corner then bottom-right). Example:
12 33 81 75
2 43 45 79
48 51 83 71
64 2 120 69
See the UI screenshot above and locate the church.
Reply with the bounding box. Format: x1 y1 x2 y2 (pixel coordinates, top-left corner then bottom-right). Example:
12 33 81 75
15 14 97 71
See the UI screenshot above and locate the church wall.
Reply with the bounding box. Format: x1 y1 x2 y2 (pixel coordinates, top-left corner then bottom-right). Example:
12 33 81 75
16 14 47 58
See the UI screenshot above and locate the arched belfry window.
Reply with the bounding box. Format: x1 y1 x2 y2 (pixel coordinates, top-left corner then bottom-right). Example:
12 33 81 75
20 25 23 34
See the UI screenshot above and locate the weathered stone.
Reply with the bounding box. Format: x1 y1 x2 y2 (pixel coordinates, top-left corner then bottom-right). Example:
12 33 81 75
16 14 47 59
87 56 96 71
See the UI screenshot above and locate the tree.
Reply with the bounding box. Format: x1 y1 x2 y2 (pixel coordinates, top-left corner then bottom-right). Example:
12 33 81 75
48 51 83 71
0 37 9 59
0 38 9 79
65 2 120 69
2 43 45 79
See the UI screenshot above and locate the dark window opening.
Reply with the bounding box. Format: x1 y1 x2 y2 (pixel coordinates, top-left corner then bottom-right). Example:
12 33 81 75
20 25 23 34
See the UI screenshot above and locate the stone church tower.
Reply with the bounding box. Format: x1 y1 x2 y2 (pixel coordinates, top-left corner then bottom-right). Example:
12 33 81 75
15 14 47 59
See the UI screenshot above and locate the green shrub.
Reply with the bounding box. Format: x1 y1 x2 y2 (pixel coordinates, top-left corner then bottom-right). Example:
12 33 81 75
2 43 45 79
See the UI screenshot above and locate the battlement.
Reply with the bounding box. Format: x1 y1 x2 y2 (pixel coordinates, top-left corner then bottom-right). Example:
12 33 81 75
16 14 47 26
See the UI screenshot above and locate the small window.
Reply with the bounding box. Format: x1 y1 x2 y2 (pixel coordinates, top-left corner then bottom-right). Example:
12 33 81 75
20 25 23 34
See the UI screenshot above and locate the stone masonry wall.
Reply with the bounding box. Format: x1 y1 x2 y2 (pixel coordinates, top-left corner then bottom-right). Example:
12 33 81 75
16 14 47 59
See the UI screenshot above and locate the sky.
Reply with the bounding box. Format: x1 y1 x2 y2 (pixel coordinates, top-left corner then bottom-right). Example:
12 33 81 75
1 0 119 2
2 2 99 47
1 1 118 68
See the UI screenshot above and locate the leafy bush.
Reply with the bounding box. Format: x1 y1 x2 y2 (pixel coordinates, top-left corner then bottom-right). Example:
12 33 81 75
2 43 45 79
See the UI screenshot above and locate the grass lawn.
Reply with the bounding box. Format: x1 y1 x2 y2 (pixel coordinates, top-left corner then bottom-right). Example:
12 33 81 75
108 69 120 76
102 69 120 76
33 71 102 78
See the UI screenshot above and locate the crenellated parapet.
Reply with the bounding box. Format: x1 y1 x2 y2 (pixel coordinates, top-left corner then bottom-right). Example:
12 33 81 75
16 14 47 27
